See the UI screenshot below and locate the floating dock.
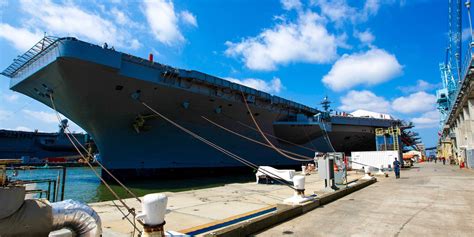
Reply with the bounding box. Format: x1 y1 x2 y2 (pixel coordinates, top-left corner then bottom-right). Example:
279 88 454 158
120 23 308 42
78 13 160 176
90 170 374 236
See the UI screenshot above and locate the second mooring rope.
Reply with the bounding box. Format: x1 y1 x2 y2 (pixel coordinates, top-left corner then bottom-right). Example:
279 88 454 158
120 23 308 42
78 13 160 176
202 116 313 161
240 90 315 162
138 99 297 190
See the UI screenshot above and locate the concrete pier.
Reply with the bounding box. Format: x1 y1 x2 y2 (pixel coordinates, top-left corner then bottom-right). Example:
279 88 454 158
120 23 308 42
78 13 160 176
90 170 370 236
257 162 474 236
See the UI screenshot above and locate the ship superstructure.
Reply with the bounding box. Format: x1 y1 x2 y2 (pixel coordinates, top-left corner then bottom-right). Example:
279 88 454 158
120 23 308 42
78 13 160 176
2 37 397 179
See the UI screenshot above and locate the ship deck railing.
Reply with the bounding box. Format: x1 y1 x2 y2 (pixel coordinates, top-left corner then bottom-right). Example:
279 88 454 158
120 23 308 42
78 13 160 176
0 36 70 78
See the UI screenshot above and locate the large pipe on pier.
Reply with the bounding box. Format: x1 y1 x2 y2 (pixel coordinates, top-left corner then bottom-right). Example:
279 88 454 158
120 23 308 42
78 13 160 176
0 186 101 237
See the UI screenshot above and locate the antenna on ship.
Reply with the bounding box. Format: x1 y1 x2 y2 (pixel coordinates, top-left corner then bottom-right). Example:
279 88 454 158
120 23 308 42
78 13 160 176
320 95 331 112
59 119 68 134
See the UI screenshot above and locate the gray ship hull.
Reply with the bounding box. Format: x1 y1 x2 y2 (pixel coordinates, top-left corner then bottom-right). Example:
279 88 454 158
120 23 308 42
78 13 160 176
2 37 395 179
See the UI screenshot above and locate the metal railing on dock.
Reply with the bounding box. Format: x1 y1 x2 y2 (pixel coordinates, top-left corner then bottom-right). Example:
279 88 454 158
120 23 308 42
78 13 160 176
6 165 67 202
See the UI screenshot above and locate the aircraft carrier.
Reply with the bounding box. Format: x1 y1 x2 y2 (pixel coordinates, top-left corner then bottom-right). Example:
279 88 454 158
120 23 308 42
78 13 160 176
0 120 88 163
1 37 397 179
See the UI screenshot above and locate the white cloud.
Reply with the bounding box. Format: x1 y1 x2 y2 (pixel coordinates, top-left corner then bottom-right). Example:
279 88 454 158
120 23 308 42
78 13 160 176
0 23 43 51
314 0 381 25
22 109 57 123
130 39 142 50
322 48 402 91
281 0 303 10
17 0 140 50
225 11 337 70
335 32 351 49
363 0 380 16
180 10 198 27
411 111 440 128
338 90 391 113
397 80 440 93
391 91 436 114
15 126 32 132
314 0 357 24
142 0 185 45
3 93 20 102
226 77 284 94
354 29 375 45
111 7 129 25
0 109 13 121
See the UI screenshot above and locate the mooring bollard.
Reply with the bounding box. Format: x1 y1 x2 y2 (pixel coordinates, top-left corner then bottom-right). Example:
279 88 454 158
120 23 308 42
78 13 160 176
136 193 168 237
376 165 385 176
361 166 374 180
284 175 314 204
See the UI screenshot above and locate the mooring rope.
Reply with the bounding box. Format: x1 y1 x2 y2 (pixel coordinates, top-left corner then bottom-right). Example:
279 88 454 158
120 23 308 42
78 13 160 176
202 116 313 161
138 100 297 190
234 119 318 152
48 94 142 234
60 122 141 203
240 90 315 162
320 122 336 152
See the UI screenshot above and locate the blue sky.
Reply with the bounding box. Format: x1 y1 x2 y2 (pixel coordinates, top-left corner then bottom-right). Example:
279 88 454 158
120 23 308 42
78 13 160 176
0 0 465 148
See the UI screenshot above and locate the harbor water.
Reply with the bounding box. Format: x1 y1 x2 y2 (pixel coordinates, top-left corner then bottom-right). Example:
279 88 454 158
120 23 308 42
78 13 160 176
7 167 254 203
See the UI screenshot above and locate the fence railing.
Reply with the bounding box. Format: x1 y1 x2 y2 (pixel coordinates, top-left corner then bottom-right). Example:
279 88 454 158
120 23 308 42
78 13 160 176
446 42 474 120
1 36 62 78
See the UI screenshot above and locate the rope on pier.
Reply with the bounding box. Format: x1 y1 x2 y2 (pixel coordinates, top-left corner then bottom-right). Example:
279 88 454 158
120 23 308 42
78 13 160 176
48 94 143 235
320 122 336 152
201 116 313 161
137 100 297 190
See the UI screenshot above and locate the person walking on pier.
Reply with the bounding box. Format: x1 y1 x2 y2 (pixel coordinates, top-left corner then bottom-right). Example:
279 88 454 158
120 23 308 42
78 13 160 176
393 158 401 179
442 157 446 165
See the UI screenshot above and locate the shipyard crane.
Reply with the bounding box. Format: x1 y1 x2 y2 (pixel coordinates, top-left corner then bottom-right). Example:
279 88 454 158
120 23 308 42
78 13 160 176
437 0 471 132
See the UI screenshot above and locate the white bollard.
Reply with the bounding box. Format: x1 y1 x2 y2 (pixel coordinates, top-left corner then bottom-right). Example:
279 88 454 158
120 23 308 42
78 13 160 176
301 165 306 175
136 193 168 237
376 165 385 176
283 176 314 204
361 166 374 180
293 175 305 190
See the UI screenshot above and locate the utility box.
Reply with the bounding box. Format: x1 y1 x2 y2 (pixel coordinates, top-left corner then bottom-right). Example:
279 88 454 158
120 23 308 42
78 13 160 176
351 151 400 170
318 153 343 190
327 153 346 185
318 157 331 180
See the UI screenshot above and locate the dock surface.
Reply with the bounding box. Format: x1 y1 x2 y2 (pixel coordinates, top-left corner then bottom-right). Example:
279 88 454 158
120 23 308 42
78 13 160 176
257 162 474 237
90 170 365 236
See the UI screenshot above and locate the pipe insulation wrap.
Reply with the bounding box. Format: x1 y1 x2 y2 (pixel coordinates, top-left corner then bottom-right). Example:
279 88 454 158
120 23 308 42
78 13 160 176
51 199 102 237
